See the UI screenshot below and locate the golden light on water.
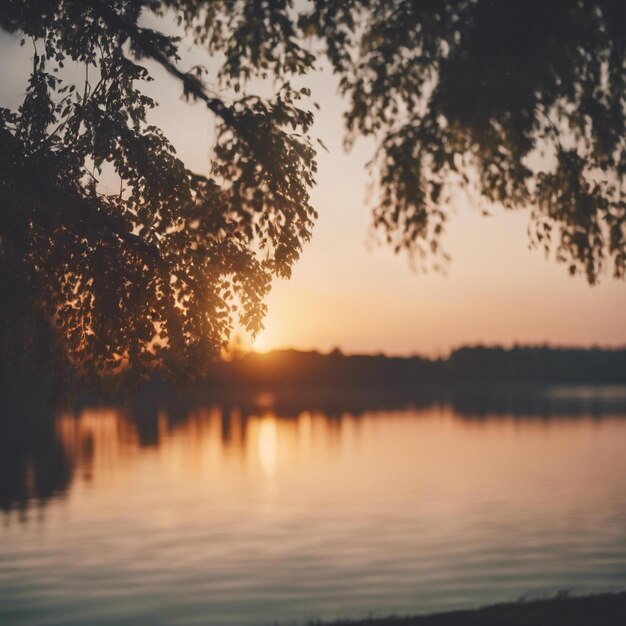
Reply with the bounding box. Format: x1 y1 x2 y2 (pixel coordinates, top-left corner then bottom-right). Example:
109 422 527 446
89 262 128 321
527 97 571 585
257 417 278 478
46 402 626 514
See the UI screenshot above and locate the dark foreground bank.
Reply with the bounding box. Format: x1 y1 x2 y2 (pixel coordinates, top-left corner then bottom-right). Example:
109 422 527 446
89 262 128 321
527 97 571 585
317 592 626 626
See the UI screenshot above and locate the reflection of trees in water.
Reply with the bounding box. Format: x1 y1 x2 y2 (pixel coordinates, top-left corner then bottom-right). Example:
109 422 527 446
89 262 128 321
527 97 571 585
3 384 626 519
0 409 73 521
163 384 626 422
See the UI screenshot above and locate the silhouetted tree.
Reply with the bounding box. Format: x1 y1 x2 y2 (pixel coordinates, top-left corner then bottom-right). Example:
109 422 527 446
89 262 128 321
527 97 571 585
0 0 318 391
303 0 625 278
0 1 624 392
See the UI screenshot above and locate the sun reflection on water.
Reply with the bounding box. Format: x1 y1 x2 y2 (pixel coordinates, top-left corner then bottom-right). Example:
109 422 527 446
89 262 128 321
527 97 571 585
257 417 278 478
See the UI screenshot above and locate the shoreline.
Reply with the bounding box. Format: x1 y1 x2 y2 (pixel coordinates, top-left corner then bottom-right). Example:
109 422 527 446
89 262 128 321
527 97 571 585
313 592 626 626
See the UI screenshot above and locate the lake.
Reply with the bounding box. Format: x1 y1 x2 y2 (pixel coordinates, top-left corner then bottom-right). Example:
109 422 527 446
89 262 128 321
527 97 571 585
1 386 626 625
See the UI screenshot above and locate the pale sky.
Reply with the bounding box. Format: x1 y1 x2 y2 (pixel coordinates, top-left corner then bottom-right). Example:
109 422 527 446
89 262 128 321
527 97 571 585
2 25 625 357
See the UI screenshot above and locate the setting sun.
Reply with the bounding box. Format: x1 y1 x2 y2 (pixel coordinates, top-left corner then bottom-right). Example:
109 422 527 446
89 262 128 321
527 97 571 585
251 329 272 353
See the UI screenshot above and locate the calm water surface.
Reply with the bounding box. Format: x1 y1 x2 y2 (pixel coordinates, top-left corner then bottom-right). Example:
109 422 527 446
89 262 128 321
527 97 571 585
1 387 626 625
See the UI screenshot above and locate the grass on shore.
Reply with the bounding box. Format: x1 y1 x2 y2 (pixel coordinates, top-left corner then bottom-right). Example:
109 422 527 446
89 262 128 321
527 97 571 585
313 591 626 626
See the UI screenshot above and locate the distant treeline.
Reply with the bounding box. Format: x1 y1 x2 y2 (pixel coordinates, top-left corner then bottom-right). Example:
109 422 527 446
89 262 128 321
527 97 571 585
2 346 625 410
207 346 626 386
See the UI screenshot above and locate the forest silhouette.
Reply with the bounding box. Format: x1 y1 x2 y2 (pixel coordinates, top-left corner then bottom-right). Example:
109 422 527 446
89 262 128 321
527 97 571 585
208 346 626 387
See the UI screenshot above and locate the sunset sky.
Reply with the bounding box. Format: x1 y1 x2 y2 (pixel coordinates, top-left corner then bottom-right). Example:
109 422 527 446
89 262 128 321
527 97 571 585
2 28 625 357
